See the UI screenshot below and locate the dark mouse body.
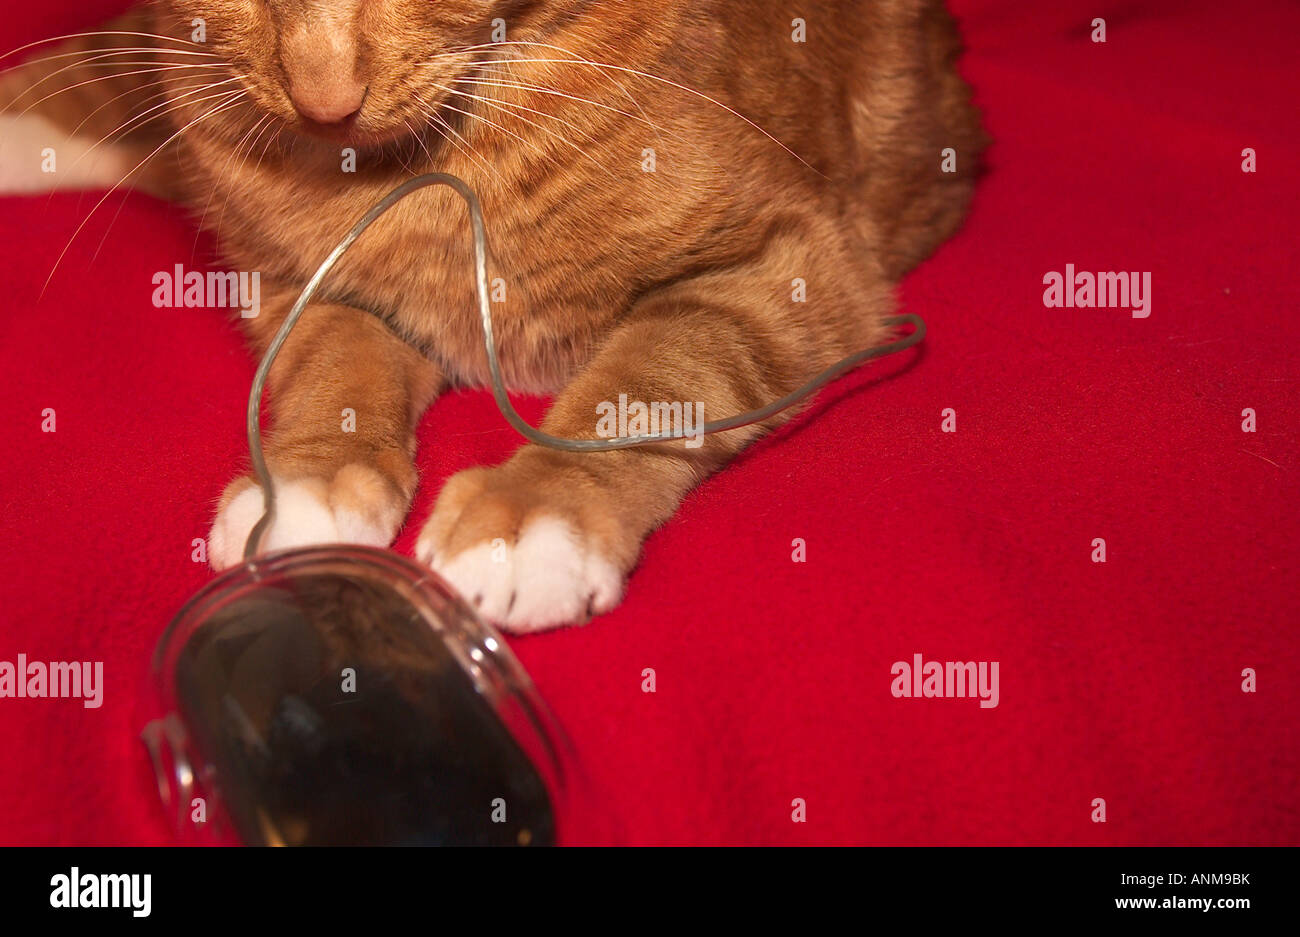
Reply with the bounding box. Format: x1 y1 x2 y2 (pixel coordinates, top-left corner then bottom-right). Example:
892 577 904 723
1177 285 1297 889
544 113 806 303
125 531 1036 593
150 547 557 846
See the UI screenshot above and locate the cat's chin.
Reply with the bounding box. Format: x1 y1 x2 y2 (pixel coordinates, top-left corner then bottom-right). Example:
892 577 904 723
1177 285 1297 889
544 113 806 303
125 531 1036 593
290 119 419 152
293 118 366 146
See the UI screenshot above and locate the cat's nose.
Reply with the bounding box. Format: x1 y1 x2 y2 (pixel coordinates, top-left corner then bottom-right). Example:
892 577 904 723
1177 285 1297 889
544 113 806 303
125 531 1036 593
280 23 367 127
289 80 367 126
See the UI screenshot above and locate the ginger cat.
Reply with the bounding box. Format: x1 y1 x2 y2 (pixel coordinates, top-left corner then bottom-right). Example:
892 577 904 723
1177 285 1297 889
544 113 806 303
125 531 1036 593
0 1 983 631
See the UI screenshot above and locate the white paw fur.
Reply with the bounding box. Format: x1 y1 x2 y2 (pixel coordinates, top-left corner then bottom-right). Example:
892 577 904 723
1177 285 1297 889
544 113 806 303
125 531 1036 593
0 113 133 194
207 475 395 571
420 516 623 634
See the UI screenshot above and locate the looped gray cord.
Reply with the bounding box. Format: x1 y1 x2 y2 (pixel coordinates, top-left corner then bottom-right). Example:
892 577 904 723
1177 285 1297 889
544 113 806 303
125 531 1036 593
244 172 925 561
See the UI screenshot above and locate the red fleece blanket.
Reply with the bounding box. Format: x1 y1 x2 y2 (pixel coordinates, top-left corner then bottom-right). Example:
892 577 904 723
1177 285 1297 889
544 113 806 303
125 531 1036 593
1 0 1296 845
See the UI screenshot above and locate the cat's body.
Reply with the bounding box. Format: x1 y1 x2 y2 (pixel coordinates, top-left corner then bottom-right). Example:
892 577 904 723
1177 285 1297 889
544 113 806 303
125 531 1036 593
1 0 984 630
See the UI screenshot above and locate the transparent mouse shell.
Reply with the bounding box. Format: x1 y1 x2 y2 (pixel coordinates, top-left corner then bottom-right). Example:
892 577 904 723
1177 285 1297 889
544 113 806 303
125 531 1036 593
141 545 595 846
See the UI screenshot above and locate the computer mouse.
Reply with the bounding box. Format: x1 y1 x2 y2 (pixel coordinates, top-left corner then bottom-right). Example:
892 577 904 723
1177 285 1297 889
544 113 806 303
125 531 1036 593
142 546 565 846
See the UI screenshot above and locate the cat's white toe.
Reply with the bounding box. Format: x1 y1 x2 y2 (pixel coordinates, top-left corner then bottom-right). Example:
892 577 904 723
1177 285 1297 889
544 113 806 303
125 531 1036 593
207 474 395 571
208 479 335 570
426 515 623 634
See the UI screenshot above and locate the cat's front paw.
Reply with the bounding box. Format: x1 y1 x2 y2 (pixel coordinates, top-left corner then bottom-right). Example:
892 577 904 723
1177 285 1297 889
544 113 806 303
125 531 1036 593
207 463 409 570
416 464 627 634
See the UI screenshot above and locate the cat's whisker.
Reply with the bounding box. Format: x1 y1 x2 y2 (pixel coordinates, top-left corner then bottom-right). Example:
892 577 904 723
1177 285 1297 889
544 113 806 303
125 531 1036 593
99 89 260 262
401 117 443 175
452 66 724 178
214 112 280 241
451 74 673 138
3 49 230 119
245 114 279 168
411 92 503 183
399 117 424 171
13 61 236 122
473 68 663 162
190 124 251 260
432 82 614 178
434 96 562 170
419 45 663 147
253 123 285 174
187 118 285 266
43 88 249 293
444 81 598 145
0 45 219 85
26 58 234 75
453 44 822 176
415 88 560 173
68 71 223 140
202 112 274 246
0 31 202 69
409 47 494 67
437 41 666 151
5 45 216 65
395 117 420 174
403 114 442 173
475 42 657 101
59 76 247 182
421 106 500 181
39 74 227 217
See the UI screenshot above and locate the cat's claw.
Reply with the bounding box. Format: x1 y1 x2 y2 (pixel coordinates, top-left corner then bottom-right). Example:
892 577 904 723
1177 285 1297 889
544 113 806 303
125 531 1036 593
207 464 404 570
420 515 623 634
416 465 626 633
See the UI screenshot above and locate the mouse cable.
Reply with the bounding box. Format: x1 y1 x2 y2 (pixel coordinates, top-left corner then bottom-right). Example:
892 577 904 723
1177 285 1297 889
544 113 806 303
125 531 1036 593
245 173 925 560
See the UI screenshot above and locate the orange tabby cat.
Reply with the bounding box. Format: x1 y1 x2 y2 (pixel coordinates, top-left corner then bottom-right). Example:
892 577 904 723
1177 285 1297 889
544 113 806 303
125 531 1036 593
0 0 983 631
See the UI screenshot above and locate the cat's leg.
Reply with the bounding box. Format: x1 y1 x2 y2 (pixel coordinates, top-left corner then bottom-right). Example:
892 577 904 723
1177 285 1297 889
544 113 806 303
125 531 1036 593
208 295 443 569
0 7 187 197
417 233 894 632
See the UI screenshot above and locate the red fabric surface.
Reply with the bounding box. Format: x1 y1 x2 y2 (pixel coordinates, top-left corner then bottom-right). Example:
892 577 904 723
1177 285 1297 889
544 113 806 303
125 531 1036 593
1 0 1296 846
